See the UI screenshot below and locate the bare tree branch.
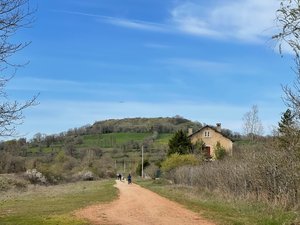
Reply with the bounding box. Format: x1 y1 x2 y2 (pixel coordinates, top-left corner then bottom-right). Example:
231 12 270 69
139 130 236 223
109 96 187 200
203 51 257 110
242 105 264 140
0 0 37 137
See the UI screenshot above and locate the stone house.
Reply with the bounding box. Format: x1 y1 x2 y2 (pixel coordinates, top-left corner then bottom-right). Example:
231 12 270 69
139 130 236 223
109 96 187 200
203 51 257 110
188 123 233 158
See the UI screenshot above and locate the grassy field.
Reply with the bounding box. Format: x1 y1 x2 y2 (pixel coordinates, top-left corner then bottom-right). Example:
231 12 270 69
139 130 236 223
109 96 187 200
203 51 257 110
154 133 173 145
80 133 154 148
29 132 172 152
137 179 298 225
0 180 118 225
80 132 172 148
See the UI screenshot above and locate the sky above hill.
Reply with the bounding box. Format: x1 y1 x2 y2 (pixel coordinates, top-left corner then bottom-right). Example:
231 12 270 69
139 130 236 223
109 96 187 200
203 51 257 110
6 0 296 139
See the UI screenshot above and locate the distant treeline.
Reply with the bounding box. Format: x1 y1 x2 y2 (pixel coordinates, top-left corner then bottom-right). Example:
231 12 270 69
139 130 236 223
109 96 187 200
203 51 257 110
87 116 202 134
7 117 241 148
65 116 240 139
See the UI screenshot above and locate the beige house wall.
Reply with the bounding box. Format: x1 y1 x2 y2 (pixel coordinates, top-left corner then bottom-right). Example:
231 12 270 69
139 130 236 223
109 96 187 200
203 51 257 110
190 127 233 157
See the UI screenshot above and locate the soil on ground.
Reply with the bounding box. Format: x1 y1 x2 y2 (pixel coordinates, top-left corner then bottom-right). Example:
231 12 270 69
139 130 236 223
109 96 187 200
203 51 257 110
75 180 215 225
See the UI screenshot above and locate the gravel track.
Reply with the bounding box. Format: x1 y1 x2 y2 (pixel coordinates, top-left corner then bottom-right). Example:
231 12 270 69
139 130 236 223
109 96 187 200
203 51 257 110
75 180 215 225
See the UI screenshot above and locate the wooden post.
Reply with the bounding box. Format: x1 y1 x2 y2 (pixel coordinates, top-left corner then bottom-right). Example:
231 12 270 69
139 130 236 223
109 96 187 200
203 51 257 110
123 159 126 173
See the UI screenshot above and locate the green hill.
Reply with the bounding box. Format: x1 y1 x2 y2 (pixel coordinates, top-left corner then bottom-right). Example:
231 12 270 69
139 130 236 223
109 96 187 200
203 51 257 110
0 117 203 181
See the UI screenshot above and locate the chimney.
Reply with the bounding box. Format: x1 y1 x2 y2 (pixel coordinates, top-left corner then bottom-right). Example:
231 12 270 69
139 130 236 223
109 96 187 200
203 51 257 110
188 128 193 136
216 123 221 132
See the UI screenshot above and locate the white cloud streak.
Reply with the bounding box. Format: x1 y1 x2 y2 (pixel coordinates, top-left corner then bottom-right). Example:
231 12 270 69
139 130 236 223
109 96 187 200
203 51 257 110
161 58 230 70
8 77 151 92
53 1 280 44
52 10 168 32
171 0 279 42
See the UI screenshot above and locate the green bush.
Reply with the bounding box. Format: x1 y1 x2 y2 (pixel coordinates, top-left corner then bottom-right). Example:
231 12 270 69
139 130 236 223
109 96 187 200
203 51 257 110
144 164 160 179
0 176 28 191
214 142 227 160
161 153 198 172
37 164 64 184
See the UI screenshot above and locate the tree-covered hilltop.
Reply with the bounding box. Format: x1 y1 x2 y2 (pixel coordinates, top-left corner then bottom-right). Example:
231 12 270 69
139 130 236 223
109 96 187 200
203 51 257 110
69 116 203 136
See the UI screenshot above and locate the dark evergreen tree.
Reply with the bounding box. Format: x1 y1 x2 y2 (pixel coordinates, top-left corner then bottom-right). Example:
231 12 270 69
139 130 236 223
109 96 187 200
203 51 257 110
279 109 295 134
278 109 300 151
168 130 192 156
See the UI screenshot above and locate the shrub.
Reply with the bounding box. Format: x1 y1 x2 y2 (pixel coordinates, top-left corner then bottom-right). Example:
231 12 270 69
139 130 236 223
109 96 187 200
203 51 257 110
0 176 28 191
87 159 116 179
0 152 26 173
214 142 227 160
71 170 94 181
81 171 94 181
161 153 198 172
24 169 47 184
144 164 160 179
164 145 300 208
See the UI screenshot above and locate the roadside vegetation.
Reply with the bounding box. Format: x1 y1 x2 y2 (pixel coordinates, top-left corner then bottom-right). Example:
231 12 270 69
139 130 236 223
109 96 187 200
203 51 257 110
0 179 117 225
152 114 300 224
137 179 297 225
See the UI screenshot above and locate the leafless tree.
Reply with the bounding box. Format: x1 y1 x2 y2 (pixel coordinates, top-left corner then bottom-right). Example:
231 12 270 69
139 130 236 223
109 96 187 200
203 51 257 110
273 0 300 57
272 1 300 112
242 105 264 140
0 0 37 137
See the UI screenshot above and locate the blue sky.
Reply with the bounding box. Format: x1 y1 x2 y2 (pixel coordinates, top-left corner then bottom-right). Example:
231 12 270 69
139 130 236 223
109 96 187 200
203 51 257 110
6 0 296 139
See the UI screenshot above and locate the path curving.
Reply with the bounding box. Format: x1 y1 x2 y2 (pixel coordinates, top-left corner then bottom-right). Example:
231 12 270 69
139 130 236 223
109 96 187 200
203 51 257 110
75 180 215 225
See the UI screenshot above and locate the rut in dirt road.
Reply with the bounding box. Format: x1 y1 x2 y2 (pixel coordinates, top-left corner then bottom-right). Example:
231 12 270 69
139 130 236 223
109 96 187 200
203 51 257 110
75 180 215 225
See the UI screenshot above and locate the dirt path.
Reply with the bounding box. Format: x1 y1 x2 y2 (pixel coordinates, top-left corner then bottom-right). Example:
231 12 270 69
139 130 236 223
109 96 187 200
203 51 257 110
75 180 215 225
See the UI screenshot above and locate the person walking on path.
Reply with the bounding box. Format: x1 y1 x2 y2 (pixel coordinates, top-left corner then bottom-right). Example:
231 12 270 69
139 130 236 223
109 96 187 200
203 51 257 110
127 174 132 184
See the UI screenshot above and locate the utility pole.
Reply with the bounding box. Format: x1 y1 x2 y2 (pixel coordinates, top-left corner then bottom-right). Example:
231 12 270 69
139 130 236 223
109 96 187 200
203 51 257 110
141 145 144 178
123 159 126 173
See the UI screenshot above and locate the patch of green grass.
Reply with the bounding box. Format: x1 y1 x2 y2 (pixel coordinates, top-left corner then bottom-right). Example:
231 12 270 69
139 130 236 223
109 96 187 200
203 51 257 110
80 133 153 148
137 179 298 225
0 180 118 225
154 133 173 145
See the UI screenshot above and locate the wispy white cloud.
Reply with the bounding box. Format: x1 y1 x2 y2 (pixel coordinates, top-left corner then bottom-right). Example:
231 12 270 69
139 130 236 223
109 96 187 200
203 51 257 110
9 77 86 92
8 77 146 92
7 76 189 101
53 2 280 44
171 0 279 42
104 17 167 32
52 9 168 32
159 58 230 72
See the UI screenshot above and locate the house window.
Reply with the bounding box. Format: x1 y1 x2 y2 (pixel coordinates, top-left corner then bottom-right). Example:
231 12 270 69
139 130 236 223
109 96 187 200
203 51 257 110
204 131 210 137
